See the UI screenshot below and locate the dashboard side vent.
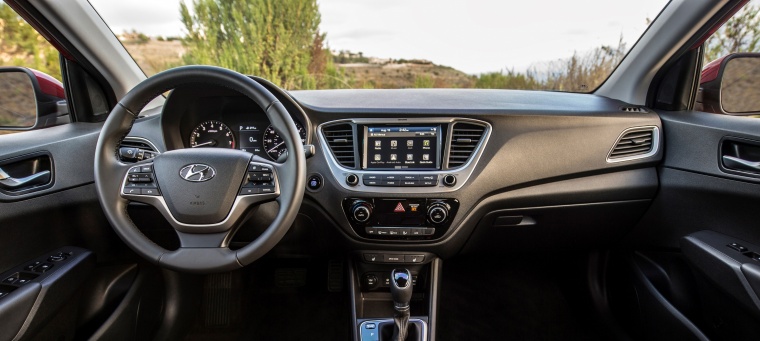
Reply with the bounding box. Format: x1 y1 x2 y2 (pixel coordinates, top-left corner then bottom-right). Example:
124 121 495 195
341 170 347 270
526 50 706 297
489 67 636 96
448 122 486 168
323 123 357 168
608 127 656 161
119 138 158 162
621 106 648 113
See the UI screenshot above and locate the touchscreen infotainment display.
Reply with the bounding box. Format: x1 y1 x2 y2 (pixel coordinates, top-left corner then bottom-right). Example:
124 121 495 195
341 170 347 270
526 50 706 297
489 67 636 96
363 126 441 170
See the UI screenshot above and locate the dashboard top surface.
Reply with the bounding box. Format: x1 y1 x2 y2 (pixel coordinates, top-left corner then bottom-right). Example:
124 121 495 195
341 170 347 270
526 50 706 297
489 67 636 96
290 88 628 113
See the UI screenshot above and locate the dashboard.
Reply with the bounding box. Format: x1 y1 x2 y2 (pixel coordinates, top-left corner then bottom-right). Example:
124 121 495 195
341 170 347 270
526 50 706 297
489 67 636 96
126 79 663 258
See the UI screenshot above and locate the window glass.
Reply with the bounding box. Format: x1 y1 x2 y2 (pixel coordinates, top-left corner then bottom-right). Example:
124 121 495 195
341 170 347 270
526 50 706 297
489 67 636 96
89 0 668 92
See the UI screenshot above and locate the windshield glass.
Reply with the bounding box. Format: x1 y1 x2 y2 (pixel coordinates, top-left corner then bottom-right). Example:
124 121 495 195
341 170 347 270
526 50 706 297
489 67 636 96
88 0 668 92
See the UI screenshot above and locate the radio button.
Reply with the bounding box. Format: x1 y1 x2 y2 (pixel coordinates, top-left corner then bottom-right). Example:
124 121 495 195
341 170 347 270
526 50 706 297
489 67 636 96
420 180 436 186
363 179 381 186
401 174 419 180
364 174 381 180
401 180 418 186
420 175 437 181
382 180 399 186
382 174 400 180
411 228 425 236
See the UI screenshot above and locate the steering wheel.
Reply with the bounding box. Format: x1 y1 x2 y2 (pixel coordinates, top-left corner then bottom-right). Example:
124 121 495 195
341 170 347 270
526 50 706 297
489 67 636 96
94 66 306 274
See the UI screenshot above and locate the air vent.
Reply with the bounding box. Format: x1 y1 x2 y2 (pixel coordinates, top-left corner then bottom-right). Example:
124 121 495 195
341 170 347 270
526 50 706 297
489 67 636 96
621 106 648 113
447 122 486 168
323 123 357 168
119 137 158 162
608 127 657 161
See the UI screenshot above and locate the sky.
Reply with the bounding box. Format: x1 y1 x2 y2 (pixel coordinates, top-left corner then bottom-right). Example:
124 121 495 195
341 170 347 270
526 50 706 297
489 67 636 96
88 0 669 75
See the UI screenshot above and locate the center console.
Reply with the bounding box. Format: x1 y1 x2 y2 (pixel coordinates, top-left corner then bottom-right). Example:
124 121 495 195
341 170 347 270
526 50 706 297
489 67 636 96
317 118 489 340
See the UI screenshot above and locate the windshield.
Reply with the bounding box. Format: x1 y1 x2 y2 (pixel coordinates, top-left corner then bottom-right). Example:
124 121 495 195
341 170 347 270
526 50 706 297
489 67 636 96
88 0 668 92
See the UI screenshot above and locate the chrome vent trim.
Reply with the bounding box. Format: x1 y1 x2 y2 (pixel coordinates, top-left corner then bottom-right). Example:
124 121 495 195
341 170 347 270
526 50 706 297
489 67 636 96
606 126 659 163
322 123 357 169
446 122 487 169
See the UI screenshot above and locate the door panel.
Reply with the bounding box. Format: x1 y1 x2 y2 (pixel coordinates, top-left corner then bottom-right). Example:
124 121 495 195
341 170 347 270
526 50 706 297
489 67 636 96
0 123 145 340
613 110 760 339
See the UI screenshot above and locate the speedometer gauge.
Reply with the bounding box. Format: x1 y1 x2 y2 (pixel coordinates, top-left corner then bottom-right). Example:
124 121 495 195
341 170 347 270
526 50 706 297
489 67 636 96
189 120 235 149
262 123 306 160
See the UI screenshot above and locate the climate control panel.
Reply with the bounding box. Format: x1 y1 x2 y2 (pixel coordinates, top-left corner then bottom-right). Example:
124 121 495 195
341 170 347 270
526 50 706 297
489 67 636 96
342 197 459 240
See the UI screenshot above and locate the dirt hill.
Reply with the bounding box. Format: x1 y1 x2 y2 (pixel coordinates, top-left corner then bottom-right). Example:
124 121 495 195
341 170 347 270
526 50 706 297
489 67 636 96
122 40 474 89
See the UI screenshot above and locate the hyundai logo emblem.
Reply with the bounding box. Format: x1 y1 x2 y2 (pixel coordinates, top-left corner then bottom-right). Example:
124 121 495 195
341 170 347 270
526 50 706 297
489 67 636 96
179 164 216 182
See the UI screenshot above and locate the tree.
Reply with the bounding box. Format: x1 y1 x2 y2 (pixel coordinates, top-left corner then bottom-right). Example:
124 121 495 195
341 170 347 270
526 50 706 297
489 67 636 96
0 4 61 80
704 4 760 63
180 0 347 90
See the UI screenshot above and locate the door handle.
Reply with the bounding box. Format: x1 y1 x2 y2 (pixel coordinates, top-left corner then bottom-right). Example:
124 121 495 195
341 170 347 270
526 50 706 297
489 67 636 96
722 155 760 172
0 167 51 190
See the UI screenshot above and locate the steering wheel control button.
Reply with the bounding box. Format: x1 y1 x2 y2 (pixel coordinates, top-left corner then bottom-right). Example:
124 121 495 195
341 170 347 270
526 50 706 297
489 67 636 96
140 188 160 196
345 174 359 186
443 174 457 187
308 174 323 190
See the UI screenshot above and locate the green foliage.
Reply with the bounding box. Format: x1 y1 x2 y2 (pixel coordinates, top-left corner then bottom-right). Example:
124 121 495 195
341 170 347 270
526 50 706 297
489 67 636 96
0 4 61 81
180 0 349 90
414 74 435 88
704 4 760 64
476 69 539 90
474 39 626 92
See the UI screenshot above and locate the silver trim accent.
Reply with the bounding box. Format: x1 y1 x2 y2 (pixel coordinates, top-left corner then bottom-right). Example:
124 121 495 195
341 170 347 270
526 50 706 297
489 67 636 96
317 118 491 193
359 319 428 341
606 126 660 163
120 161 279 236
179 164 216 182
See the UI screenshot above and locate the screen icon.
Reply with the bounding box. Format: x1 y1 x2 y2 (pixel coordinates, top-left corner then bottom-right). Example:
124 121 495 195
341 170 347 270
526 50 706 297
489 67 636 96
375 140 381 147
407 140 414 147
390 154 397 161
407 154 414 161
374 154 381 161
423 154 430 161
391 140 398 147
423 140 430 147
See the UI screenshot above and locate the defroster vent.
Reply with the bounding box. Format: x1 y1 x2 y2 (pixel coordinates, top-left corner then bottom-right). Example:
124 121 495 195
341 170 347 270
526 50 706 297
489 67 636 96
323 123 357 168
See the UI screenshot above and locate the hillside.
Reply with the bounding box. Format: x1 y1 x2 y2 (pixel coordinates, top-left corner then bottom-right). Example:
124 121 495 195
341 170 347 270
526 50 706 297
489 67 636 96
122 40 474 89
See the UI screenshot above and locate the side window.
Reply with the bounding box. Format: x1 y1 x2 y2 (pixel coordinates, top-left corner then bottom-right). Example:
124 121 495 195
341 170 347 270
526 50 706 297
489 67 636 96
697 2 760 115
0 3 67 135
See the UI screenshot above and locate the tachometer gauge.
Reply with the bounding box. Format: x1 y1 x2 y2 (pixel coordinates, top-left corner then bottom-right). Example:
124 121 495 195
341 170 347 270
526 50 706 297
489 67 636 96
189 120 235 149
262 123 307 160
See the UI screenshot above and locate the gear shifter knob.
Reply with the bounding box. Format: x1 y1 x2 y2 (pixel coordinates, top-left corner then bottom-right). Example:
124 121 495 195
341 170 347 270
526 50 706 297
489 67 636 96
391 268 413 312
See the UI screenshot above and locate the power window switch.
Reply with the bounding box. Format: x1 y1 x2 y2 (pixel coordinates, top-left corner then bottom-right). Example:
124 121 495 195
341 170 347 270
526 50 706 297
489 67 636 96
15 278 31 285
34 263 53 273
728 243 749 253
24 261 41 271
2 277 16 284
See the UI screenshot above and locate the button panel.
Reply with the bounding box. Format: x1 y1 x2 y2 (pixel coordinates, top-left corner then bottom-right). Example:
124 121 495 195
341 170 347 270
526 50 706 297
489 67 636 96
0 249 77 301
343 198 459 241
121 163 161 196
362 173 438 187
240 163 276 195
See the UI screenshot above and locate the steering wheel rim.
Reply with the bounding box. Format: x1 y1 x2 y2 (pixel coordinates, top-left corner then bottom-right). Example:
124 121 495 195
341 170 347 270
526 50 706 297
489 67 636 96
94 65 306 274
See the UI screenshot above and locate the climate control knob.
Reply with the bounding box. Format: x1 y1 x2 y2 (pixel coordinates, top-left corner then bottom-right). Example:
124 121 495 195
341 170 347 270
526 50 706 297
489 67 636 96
427 203 449 224
351 200 373 223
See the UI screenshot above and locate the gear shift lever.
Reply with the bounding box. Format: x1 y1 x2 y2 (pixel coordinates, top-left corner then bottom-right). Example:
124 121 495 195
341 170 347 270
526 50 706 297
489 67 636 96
390 269 412 341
